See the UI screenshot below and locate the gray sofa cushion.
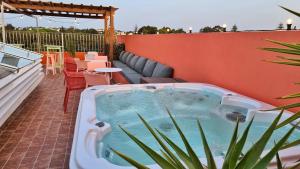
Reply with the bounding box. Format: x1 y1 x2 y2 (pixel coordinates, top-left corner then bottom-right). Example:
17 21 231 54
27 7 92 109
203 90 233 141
119 51 125 60
152 63 174 77
123 73 143 84
126 53 134 65
142 59 157 77
134 56 147 73
121 52 130 63
113 60 128 68
129 56 139 68
122 66 139 74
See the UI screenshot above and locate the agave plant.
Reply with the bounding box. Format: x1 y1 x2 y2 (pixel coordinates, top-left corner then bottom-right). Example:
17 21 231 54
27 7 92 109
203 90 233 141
262 6 300 112
111 109 300 169
260 6 300 148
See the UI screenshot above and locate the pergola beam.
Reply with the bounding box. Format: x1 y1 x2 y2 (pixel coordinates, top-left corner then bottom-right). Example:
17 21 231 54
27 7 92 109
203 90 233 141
2 1 117 15
5 10 105 19
1 0 117 58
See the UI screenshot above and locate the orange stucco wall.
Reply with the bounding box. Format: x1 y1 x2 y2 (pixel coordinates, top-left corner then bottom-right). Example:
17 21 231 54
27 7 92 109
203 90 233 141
119 31 300 110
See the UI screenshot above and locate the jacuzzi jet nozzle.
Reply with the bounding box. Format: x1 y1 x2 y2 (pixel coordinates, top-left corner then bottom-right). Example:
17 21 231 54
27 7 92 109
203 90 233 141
145 86 157 90
226 112 246 122
96 121 105 127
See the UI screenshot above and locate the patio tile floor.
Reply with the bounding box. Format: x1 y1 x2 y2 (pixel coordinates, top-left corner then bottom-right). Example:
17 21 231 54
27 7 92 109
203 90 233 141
0 74 81 169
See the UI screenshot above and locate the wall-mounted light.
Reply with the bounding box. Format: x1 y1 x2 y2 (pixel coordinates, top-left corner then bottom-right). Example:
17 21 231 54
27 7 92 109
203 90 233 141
20 15 23 20
287 18 293 30
38 16 42 20
189 27 192 33
222 24 227 32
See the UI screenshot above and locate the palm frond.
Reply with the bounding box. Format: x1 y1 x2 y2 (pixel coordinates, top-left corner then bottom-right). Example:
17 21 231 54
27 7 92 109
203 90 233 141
137 114 186 169
266 39 300 51
277 93 300 100
197 120 217 169
111 148 150 169
262 47 300 56
236 110 283 169
280 6 300 17
118 126 176 168
166 109 205 169
252 125 296 169
276 152 283 169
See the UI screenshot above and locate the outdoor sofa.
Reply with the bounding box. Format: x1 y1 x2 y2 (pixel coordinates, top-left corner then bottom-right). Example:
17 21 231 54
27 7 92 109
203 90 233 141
113 51 174 84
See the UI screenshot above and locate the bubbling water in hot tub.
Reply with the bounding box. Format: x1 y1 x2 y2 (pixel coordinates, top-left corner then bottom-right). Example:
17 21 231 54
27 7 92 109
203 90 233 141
95 88 300 166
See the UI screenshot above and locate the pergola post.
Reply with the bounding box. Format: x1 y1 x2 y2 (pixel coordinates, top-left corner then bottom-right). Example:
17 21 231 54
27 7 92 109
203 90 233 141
109 10 115 61
103 14 108 53
1 3 6 43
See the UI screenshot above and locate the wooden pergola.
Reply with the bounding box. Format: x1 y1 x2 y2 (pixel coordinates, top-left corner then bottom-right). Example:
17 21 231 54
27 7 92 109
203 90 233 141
0 0 118 59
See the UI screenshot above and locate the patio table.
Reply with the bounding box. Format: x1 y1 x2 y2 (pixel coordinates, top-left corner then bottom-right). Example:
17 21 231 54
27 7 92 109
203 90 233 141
83 73 109 88
94 68 122 73
95 68 122 84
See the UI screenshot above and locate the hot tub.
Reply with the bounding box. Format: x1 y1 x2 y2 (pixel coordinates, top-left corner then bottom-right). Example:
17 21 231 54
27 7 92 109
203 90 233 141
70 83 300 169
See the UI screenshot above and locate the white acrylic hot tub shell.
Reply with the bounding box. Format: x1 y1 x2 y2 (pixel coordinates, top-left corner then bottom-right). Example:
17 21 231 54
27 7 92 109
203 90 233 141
70 83 300 169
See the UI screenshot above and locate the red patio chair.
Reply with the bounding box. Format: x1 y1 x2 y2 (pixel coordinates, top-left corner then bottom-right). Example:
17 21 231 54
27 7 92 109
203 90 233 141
63 69 86 113
64 57 77 72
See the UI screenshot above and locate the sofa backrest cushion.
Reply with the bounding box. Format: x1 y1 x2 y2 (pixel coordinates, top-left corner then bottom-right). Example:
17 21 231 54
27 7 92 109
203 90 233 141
126 53 134 65
151 63 174 78
119 51 125 60
129 56 139 68
142 59 157 77
134 57 148 73
121 52 129 63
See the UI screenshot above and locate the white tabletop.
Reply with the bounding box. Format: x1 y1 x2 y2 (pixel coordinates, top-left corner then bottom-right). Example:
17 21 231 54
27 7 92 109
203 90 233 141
85 59 107 62
95 68 122 73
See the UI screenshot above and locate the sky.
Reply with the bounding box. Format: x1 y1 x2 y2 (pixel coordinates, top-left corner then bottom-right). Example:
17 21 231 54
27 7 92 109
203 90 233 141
4 0 300 32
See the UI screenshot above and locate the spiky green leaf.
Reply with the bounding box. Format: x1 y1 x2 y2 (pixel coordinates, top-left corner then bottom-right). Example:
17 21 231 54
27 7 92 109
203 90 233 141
166 109 204 169
281 139 300 150
266 39 300 51
222 120 239 169
276 112 300 129
280 6 300 17
137 114 185 169
111 148 150 169
276 56 300 62
267 103 300 111
228 117 254 169
269 61 300 66
197 120 217 169
262 47 300 55
156 129 195 169
236 110 283 169
160 150 178 167
119 126 176 168
277 93 300 99
252 125 295 169
276 152 283 169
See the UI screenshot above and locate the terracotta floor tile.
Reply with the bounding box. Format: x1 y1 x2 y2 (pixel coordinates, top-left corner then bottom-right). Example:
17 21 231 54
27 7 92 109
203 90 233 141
0 74 79 169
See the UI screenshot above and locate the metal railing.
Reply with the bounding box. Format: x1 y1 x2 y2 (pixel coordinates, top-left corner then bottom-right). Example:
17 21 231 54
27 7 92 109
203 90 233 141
0 31 104 52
